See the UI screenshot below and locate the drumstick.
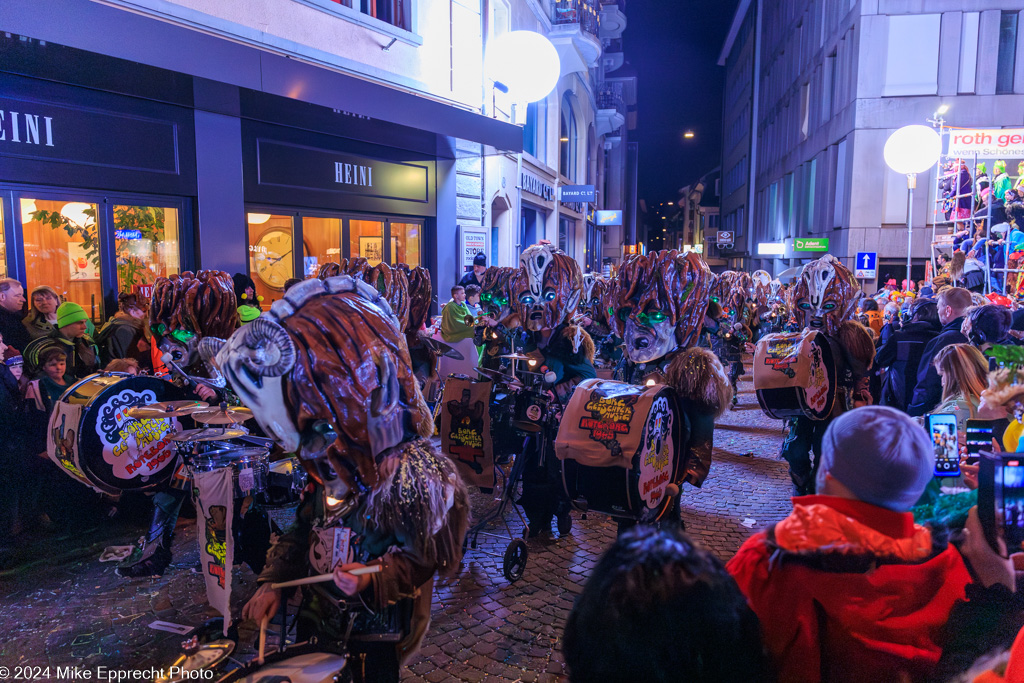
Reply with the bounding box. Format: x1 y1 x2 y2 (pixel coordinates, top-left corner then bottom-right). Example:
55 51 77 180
269 564 382 590
258 615 268 665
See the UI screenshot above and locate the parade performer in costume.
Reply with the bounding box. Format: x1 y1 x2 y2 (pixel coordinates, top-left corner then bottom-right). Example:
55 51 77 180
211 276 468 683
511 243 593 537
403 265 436 385
474 266 524 371
769 255 875 495
118 270 240 577
607 250 732 491
579 273 615 363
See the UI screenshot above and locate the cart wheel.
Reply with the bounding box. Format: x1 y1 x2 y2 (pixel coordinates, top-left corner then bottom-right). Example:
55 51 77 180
502 539 528 582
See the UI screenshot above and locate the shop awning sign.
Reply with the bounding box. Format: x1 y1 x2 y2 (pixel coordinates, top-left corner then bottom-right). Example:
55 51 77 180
795 237 829 252
948 128 1024 159
560 185 595 202
595 210 622 226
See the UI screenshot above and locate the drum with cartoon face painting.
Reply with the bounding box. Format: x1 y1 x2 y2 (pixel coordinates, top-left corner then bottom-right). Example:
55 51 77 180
47 373 188 495
555 379 683 522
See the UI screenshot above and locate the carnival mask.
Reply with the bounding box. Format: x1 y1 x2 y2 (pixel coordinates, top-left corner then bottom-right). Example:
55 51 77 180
610 250 712 364
514 243 582 332
480 266 516 323
751 270 771 309
792 254 860 336
150 270 239 373
581 274 609 324
205 276 433 496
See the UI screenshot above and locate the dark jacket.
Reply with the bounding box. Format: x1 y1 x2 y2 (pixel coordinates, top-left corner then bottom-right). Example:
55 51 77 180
0 307 31 354
875 320 939 411
457 270 485 288
908 317 968 417
95 313 147 366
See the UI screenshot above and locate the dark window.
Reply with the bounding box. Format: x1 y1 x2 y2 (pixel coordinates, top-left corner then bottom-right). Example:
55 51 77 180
997 11 1018 94
559 94 578 180
524 102 538 157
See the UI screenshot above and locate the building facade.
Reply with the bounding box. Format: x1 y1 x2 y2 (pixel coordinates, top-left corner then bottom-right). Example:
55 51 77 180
720 0 1024 288
0 0 522 321
482 0 636 277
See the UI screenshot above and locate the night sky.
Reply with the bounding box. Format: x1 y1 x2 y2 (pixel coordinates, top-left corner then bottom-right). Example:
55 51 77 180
624 0 739 205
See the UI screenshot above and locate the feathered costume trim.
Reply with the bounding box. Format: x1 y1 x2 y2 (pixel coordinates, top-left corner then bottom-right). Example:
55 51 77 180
365 438 469 577
664 346 733 419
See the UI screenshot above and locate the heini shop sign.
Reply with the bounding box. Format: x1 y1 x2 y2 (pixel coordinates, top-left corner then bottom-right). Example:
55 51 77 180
948 128 1024 158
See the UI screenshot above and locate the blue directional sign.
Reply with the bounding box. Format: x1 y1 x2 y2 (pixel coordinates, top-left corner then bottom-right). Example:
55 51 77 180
855 252 877 279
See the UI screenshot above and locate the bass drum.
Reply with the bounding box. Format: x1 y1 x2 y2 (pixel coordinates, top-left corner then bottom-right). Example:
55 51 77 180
754 330 838 421
47 373 188 495
555 379 684 523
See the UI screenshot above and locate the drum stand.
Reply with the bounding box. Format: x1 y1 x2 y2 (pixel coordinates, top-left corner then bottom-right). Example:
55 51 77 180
462 445 530 583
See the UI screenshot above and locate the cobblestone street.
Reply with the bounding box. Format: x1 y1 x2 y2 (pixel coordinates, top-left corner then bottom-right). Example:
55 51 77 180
0 363 793 681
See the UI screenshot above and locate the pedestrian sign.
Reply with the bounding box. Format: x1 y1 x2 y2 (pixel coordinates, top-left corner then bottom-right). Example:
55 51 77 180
794 237 829 251
854 252 877 279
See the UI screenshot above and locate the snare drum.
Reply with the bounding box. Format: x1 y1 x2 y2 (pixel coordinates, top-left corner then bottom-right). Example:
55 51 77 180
47 373 188 495
265 457 307 506
190 447 270 497
216 650 347 683
556 379 683 522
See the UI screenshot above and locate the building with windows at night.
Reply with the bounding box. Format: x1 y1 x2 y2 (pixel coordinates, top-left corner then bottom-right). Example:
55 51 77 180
0 0 526 320
719 0 1024 288
482 0 637 276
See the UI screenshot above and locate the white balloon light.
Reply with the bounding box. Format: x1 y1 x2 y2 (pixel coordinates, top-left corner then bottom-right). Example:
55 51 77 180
485 31 561 104
883 125 941 175
247 213 272 225
60 202 94 227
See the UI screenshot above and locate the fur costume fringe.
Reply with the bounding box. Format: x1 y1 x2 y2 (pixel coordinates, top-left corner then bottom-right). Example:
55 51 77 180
664 346 733 419
561 324 595 363
366 438 469 578
950 251 966 281
981 367 1024 408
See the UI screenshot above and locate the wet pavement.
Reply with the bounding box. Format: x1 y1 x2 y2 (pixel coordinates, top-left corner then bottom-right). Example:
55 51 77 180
0 361 793 681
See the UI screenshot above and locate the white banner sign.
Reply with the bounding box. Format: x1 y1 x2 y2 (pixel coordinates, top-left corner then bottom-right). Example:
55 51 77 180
194 467 234 635
948 128 1024 159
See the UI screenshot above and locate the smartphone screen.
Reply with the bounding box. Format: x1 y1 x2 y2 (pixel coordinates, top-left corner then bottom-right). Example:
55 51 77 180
965 419 996 465
997 457 1024 553
927 413 960 477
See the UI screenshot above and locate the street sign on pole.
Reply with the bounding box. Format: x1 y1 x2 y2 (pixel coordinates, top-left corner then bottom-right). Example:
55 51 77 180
715 231 734 244
854 251 877 279
559 185 596 202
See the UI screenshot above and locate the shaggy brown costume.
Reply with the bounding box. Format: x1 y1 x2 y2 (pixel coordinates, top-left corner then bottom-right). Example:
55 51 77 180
149 270 238 339
608 250 713 352
367 262 411 332
406 266 433 334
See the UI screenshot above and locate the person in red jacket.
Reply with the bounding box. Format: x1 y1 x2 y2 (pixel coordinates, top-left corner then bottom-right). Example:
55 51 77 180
727 406 972 683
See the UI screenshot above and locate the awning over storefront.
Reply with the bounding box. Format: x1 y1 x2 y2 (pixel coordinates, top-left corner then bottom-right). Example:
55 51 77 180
0 0 523 155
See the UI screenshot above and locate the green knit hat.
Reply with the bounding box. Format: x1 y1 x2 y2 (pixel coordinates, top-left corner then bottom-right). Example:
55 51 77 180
56 301 88 328
238 304 261 323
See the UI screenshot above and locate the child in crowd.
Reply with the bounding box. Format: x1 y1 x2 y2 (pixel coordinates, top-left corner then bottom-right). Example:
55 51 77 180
26 346 70 415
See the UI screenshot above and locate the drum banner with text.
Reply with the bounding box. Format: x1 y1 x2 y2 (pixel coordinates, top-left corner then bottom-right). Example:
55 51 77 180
754 331 817 391
193 467 234 636
47 402 91 489
441 377 495 488
97 388 180 480
555 379 665 469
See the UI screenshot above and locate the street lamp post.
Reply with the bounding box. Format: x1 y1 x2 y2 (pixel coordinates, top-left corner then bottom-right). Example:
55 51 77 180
883 125 941 290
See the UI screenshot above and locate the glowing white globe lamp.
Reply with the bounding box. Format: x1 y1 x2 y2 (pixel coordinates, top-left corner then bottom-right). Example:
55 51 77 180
485 31 560 104
883 125 941 175
883 125 941 288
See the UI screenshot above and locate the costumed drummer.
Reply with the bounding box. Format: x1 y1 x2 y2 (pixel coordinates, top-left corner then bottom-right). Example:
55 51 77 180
474 266 524 371
607 250 731 496
513 243 595 538
766 255 875 496
117 271 236 578
214 276 468 683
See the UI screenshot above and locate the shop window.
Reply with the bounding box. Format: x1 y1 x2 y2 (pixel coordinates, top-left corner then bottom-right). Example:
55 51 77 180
883 14 940 96
113 205 180 294
390 221 422 267
559 93 578 180
331 0 409 31
20 198 104 322
303 216 343 278
350 218 386 266
248 213 295 306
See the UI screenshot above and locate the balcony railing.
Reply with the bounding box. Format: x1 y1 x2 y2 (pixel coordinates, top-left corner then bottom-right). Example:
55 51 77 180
552 0 600 38
596 87 624 112
329 0 408 31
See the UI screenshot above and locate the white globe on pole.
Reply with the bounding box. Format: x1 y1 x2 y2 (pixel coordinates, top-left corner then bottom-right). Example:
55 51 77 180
883 125 941 175
485 31 560 104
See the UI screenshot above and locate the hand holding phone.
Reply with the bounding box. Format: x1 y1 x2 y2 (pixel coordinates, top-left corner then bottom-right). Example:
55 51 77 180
926 414 960 477
978 451 1024 556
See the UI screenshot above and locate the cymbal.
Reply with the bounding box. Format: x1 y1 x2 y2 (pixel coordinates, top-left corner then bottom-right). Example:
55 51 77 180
125 401 210 419
421 336 465 360
156 639 234 683
169 427 247 442
500 353 533 361
190 406 254 425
